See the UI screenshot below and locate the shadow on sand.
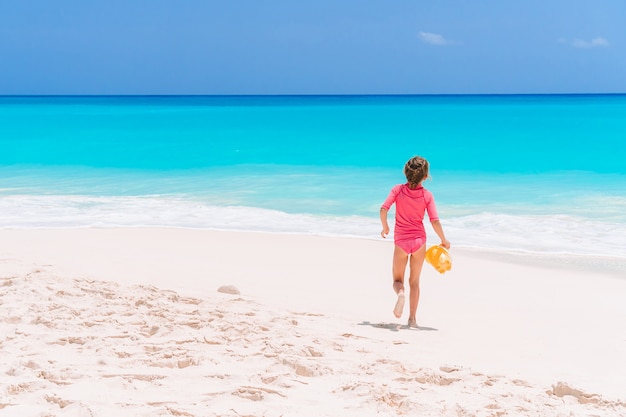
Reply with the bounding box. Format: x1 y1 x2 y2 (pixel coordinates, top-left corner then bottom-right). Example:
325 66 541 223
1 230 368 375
357 321 438 332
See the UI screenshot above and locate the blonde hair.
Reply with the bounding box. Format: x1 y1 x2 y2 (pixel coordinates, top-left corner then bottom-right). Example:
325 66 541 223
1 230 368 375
404 156 429 188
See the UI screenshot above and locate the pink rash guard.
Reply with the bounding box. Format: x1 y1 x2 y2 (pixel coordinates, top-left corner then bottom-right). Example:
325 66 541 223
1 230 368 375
381 184 439 254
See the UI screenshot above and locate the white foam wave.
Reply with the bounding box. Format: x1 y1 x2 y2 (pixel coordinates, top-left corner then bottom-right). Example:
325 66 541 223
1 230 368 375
1 195 625 261
444 213 626 258
0 195 380 238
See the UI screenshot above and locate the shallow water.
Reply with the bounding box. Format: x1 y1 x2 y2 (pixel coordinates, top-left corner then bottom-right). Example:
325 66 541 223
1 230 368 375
1 95 625 265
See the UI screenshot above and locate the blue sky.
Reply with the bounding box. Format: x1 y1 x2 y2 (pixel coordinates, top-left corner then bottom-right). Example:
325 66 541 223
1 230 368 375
1 1 624 95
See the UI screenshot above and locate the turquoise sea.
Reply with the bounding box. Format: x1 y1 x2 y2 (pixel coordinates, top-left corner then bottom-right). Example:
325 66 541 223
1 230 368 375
1 95 625 269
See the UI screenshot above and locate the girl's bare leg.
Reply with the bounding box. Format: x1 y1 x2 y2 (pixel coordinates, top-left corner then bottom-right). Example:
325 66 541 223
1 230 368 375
392 245 409 318
407 244 427 325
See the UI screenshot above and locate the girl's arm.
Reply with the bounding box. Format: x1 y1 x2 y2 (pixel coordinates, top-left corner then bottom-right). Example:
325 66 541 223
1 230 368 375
380 208 390 238
431 220 450 249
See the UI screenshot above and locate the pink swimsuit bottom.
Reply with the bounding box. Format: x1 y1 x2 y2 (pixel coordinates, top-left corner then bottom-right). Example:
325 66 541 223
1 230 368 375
395 237 426 255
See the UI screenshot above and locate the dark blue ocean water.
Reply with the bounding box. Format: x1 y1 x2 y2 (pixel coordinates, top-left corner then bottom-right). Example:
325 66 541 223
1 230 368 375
1 95 625 262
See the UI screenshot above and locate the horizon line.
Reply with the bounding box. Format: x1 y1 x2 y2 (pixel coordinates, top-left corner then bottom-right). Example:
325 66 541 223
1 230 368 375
1 92 626 98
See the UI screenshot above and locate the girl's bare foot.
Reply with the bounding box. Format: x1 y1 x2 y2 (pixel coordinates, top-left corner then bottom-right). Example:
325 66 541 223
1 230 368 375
393 291 405 318
408 318 418 328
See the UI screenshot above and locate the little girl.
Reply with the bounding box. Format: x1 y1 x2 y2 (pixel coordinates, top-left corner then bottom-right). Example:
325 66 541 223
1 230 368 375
380 156 450 328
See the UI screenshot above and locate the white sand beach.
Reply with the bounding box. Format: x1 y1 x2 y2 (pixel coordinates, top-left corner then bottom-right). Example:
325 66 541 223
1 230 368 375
1 228 625 416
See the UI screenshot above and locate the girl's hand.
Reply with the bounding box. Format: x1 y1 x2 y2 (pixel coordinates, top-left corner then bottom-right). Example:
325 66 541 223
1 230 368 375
440 238 451 249
381 226 390 238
